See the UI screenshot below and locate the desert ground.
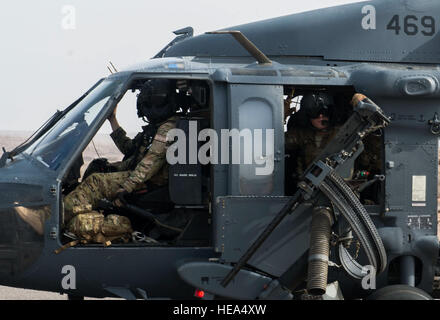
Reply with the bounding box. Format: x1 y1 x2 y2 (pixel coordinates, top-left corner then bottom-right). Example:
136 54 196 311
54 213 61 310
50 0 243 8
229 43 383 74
0 130 124 175
0 286 69 300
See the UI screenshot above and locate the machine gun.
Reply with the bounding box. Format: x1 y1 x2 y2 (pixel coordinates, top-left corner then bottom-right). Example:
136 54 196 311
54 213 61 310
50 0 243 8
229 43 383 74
221 96 390 288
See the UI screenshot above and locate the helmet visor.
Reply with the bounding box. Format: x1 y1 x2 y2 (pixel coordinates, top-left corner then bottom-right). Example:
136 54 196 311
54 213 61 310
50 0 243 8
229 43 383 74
149 92 168 107
307 96 332 118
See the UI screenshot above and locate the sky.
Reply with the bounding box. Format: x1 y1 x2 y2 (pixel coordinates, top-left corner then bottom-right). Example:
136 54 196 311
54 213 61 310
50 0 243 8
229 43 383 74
0 0 367 134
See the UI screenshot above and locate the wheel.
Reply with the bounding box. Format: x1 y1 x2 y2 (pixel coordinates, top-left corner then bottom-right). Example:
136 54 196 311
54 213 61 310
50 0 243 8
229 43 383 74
367 285 432 300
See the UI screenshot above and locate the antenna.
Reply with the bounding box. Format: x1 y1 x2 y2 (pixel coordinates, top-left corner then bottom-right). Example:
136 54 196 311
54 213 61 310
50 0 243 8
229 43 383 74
107 61 118 74
109 61 118 73
205 30 272 65
153 27 194 59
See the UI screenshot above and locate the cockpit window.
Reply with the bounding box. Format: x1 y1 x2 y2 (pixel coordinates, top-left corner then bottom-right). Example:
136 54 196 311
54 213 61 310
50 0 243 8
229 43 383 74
24 79 123 170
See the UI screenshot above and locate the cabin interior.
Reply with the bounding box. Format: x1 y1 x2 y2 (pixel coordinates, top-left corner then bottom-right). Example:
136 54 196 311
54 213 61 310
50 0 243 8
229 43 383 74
60 80 385 249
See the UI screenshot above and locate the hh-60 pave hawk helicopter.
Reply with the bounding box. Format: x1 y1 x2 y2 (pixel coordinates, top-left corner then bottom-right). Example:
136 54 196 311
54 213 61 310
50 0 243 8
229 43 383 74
0 0 440 300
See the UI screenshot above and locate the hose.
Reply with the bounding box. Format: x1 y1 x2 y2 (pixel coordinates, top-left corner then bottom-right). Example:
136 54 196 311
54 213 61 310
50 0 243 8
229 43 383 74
307 207 333 295
319 180 380 273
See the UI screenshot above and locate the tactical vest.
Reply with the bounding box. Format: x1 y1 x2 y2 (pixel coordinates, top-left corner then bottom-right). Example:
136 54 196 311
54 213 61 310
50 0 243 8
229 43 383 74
120 125 157 171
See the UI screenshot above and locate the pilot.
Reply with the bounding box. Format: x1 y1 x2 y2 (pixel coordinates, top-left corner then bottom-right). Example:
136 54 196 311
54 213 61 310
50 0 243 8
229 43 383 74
62 79 179 224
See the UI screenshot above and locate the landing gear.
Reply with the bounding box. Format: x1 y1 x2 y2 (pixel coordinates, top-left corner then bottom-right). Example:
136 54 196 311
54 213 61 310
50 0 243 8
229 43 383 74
367 285 432 300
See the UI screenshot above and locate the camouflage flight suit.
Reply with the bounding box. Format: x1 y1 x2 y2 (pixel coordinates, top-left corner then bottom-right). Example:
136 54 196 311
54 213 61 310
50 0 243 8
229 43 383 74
63 116 178 223
82 124 158 177
285 126 340 179
285 126 382 180
109 124 157 172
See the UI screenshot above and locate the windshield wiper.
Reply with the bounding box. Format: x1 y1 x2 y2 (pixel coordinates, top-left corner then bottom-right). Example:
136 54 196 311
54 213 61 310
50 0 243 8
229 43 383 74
0 147 11 168
0 79 105 168
4 110 65 160
0 110 63 167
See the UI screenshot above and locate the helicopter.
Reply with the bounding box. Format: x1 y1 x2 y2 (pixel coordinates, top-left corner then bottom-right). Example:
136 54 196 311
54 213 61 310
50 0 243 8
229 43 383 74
0 0 439 300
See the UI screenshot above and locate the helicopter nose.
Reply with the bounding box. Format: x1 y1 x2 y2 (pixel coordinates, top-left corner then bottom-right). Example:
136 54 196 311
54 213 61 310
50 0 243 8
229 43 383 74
0 184 49 280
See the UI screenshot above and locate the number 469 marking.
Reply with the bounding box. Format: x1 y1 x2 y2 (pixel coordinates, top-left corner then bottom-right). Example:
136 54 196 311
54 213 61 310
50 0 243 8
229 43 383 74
387 15 436 36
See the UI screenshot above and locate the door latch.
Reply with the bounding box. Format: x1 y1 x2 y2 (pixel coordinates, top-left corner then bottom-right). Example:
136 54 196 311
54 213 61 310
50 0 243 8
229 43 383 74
428 113 440 135
50 185 57 196
50 227 58 240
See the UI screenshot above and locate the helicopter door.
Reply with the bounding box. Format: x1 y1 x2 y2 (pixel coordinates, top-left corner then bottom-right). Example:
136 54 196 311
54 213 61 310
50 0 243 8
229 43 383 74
212 84 311 278
227 84 284 196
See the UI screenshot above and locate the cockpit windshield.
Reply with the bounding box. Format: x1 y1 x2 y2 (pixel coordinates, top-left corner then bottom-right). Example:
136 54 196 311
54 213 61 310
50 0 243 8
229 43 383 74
23 78 124 170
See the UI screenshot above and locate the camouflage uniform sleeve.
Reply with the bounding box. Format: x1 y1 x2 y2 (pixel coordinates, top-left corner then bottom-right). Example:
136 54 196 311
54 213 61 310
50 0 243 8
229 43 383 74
110 127 134 156
285 128 301 153
121 118 176 193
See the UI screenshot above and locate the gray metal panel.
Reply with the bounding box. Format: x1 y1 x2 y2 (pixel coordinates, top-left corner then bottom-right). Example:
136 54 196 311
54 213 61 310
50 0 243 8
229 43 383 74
385 143 437 210
11 246 216 300
385 142 438 237
381 96 439 291
215 196 312 277
165 0 440 64
227 84 284 196
347 64 440 99
177 262 272 300
212 82 229 199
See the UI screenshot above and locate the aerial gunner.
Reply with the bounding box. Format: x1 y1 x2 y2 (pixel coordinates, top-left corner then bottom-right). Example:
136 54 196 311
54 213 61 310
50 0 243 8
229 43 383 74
285 92 340 180
284 92 384 297
285 92 381 183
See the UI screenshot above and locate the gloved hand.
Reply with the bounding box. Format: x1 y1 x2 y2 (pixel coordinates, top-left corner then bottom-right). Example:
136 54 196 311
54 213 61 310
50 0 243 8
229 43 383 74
351 93 367 107
113 188 129 208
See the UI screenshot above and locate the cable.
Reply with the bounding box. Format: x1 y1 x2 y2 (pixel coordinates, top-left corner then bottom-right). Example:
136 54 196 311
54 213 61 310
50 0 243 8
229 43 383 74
327 171 387 274
320 180 379 272
91 139 101 158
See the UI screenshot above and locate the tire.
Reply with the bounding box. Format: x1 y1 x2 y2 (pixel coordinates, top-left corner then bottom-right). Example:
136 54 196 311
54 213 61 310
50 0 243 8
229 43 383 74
367 285 433 300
